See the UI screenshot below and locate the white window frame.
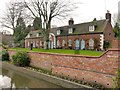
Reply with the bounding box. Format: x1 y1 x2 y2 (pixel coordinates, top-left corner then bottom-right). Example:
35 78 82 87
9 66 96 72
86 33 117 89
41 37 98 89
68 28 73 34
57 30 60 35
37 33 41 37
89 25 95 31
57 40 60 46
89 39 94 47
40 41 42 46
37 41 39 47
28 42 30 46
37 33 39 37
68 39 72 46
28 34 30 38
62 40 65 46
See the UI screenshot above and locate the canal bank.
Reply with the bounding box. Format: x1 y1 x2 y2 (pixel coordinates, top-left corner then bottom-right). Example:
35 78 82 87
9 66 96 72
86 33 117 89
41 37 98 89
2 62 93 89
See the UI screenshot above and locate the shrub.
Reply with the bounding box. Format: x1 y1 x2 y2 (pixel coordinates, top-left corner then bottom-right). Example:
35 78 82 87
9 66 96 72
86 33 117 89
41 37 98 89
74 50 80 55
12 51 30 67
103 41 110 51
112 68 120 88
0 50 9 61
0 44 8 49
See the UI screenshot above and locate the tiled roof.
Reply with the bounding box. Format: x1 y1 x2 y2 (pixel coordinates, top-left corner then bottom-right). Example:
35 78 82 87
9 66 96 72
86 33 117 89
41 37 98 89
55 19 108 36
26 30 43 39
26 19 108 38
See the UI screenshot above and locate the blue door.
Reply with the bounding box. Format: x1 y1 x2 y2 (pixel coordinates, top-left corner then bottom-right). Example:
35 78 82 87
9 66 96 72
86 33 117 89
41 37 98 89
81 40 85 50
33 42 35 48
75 40 79 50
51 41 53 49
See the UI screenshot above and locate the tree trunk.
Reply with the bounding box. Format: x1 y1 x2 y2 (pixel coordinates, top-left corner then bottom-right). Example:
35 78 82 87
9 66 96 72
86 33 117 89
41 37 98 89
44 29 49 50
44 36 49 50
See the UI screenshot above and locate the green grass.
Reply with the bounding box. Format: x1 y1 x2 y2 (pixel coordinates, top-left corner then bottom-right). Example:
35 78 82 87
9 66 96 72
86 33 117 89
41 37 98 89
9 48 103 56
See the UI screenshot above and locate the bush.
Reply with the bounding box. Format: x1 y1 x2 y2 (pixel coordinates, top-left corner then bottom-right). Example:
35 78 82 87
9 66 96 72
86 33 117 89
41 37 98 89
12 51 30 67
112 68 120 88
0 50 9 61
0 44 8 49
74 50 80 55
103 41 110 51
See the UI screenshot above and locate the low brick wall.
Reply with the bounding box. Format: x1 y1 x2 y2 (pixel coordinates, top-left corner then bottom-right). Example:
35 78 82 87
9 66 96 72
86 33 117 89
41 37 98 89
8 50 52 71
112 38 120 49
52 49 120 88
8 49 120 88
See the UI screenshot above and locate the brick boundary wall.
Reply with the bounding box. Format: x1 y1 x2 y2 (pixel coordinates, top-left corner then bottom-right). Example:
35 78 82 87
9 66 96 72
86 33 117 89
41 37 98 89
112 38 120 49
7 50 52 71
8 48 120 88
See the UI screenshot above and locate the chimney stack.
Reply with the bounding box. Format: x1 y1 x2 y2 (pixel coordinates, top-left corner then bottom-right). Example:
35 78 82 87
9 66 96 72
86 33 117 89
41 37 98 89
106 10 111 23
69 18 74 26
31 26 34 31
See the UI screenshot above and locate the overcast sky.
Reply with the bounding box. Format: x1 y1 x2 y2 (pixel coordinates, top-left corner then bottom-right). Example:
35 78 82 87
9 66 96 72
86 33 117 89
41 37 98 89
0 0 120 34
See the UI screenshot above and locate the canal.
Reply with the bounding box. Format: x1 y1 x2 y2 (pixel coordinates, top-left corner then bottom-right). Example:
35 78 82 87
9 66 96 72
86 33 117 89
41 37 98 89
1 67 63 89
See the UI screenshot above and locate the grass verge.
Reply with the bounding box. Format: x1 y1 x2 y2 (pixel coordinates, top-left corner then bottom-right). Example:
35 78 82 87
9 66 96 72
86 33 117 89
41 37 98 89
9 48 103 56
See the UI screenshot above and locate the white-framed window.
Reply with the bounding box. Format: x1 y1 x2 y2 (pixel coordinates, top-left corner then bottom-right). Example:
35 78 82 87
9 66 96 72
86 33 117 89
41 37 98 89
40 41 42 46
57 40 60 46
28 34 30 38
57 30 60 35
37 33 41 37
89 25 95 31
68 39 72 46
28 34 32 38
37 41 39 47
28 42 30 46
68 28 73 34
62 40 65 46
89 39 94 48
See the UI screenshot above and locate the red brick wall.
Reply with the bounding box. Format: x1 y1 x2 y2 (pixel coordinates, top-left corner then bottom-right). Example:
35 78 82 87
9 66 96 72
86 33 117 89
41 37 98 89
52 49 119 88
8 50 52 71
25 38 44 48
27 51 52 71
25 34 55 49
57 34 101 50
103 22 115 45
8 49 120 88
112 38 120 49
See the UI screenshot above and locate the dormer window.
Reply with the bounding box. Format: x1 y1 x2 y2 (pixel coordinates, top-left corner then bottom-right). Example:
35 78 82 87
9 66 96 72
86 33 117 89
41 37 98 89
37 33 41 37
57 30 61 35
68 28 73 34
28 34 32 38
89 25 95 31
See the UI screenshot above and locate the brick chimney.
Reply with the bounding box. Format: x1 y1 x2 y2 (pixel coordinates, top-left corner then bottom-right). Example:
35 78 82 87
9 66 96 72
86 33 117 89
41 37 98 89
69 18 74 26
106 10 111 23
31 26 34 31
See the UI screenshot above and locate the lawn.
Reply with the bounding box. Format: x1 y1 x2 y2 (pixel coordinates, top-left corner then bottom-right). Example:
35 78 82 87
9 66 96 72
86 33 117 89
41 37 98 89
9 48 103 56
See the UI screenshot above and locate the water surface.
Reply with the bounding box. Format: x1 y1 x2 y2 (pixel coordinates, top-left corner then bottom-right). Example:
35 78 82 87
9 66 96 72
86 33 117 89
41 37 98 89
1 67 63 89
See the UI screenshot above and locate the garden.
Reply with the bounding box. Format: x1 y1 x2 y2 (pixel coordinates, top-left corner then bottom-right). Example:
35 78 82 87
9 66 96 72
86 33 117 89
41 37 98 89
9 48 103 56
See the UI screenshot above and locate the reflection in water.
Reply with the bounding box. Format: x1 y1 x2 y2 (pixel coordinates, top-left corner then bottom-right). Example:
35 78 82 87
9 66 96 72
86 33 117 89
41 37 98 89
1 68 63 89
0 75 11 88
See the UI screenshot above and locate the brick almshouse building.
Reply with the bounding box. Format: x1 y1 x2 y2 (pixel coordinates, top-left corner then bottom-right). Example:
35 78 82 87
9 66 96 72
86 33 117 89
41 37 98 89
25 11 114 50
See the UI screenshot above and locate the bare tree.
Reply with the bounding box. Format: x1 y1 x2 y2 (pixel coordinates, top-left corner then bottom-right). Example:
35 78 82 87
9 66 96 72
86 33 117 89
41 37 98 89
0 1 31 35
24 0 76 49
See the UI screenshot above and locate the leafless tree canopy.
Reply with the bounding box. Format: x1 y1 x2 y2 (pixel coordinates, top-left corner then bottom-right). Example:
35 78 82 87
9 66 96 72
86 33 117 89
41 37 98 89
1 1 32 33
